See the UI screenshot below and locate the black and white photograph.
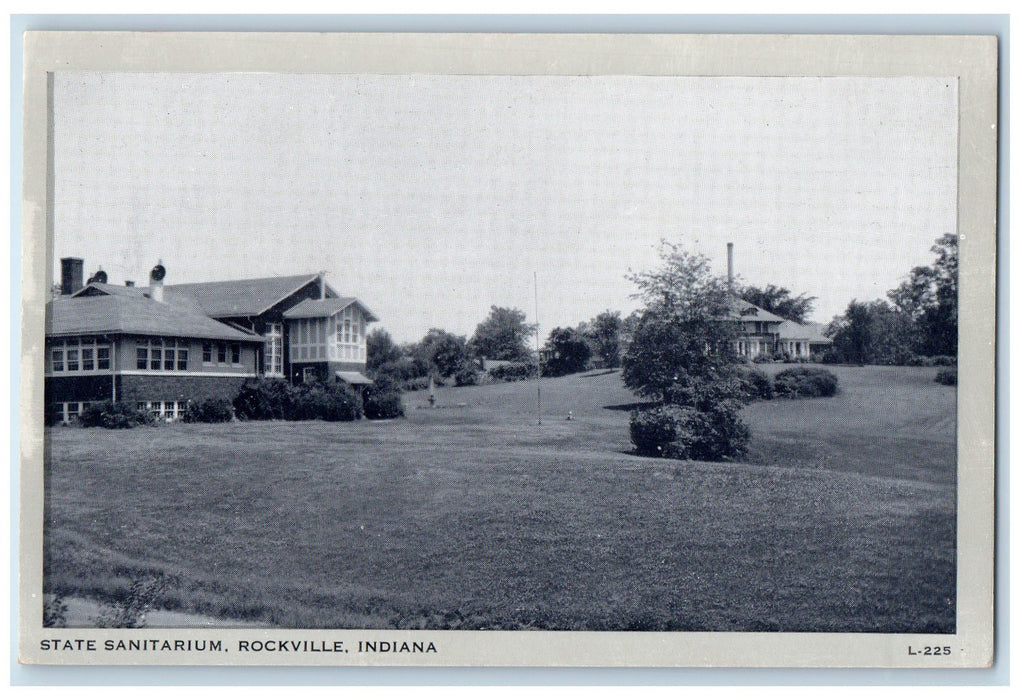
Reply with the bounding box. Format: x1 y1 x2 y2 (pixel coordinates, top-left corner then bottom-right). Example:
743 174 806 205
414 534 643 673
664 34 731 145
18 32 997 667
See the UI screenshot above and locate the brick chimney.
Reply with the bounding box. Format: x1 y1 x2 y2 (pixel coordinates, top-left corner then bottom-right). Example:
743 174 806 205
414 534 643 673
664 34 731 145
727 242 734 289
60 257 84 296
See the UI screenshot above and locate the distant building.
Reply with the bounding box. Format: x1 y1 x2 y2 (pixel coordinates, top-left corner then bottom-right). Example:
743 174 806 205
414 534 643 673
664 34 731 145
45 257 377 423
775 320 833 359
726 243 832 360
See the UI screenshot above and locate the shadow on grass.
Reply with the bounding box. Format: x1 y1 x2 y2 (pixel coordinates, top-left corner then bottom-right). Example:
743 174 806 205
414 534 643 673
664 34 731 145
579 368 621 378
603 400 658 412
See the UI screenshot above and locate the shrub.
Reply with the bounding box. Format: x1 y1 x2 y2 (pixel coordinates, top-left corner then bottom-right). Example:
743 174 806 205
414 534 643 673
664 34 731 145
290 382 363 421
404 376 432 392
738 366 774 401
819 350 843 365
233 378 295 420
45 406 62 427
184 398 233 423
934 368 957 386
79 401 154 429
931 355 956 367
751 352 774 364
234 378 363 421
487 363 535 382
364 389 405 420
773 367 839 398
630 402 749 462
454 366 479 386
43 595 68 627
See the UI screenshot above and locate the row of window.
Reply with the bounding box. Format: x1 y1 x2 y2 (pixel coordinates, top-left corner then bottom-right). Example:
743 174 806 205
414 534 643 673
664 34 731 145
50 337 112 373
52 400 190 424
201 341 243 366
138 401 187 420
137 338 190 371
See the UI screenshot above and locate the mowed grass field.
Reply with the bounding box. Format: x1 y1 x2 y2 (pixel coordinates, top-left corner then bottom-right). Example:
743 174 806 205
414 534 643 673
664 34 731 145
44 364 956 631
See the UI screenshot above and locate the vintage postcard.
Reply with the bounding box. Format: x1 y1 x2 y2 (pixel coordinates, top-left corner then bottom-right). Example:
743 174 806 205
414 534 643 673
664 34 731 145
18 32 997 667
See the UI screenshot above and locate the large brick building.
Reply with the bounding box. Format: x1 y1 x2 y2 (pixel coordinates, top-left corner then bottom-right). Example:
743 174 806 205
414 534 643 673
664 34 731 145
45 258 377 423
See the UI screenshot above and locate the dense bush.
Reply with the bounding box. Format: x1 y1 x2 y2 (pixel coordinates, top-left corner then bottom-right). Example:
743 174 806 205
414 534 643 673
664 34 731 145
738 366 774 401
931 355 956 367
487 363 535 382
364 389 405 419
404 375 434 392
819 349 843 365
454 366 479 386
773 367 839 398
233 378 294 420
630 402 749 462
44 406 62 427
934 368 957 386
289 383 363 421
751 352 774 364
79 401 154 429
234 378 363 421
183 398 233 423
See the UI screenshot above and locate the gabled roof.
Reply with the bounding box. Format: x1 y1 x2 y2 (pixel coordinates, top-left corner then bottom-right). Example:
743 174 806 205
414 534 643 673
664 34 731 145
164 274 333 318
282 297 379 322
777 320 832 344
75 282 147 299
46 294 263 342
728 296 787 323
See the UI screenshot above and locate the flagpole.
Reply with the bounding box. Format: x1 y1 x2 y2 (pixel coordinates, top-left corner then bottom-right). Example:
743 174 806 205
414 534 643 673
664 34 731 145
535 272 541 426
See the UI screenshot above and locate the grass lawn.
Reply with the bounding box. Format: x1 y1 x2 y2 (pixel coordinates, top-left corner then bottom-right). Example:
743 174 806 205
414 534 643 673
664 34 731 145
43 364 956 631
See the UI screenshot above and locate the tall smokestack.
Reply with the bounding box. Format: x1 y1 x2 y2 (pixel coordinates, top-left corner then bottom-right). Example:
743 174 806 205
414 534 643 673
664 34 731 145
149 260 166 303
727 242 734 289
60 257 84 296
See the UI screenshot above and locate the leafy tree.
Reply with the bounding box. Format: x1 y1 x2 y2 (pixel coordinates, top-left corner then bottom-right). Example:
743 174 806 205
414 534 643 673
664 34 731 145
828 300 871 365
623 241 749 462
888 233 958 356
740 284 817 323
469 306 537 362
583 310 623 368
365 328 404 373
828 300 913 365
622 241 741 403
415 328 471 378
542 327 592 377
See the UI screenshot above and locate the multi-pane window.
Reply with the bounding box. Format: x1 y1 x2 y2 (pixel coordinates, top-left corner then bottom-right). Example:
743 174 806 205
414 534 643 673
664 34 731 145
333 306 367 362
138 400 185 421
265 323 283 376
48 337 112 374
134 338 189 371
55 401 92 424
202 341 244 367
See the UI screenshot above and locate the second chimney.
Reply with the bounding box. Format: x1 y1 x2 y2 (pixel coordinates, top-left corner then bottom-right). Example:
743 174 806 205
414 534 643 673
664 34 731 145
727 242 734 289
60 257 84 296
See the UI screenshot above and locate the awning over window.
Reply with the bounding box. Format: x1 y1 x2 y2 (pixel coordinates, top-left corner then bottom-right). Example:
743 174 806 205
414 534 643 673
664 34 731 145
336 371 373 385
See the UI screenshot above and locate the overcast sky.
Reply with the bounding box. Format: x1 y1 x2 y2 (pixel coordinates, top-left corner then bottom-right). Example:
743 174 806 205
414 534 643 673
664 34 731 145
53 73 958 344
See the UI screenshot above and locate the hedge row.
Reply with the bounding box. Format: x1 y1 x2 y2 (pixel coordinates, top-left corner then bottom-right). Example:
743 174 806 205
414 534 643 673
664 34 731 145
737 366 839 401
233 379 363 421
